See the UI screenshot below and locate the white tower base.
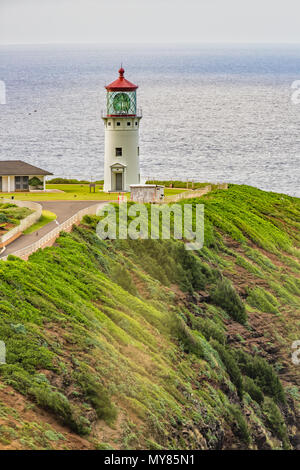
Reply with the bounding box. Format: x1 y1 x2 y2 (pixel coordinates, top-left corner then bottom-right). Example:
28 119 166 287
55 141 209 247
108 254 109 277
103 115 141 192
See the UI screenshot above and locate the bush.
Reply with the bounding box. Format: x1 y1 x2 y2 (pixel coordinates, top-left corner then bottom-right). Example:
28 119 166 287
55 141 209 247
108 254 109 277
188 314 226 345
263 398 289 448
171 315 204 357
0 365 90 435
30 386 75 425
175 244 210 292
82 214 96 225
95 442 114 450
0 364 33 394
4 336 56 374
234 350 286 404
228 404 251 445
115 236 215 294
210 279 247 324
28 177 43 187
29 385 91 435
48 178 97 184
243 376 264 404
74 370 117 424
0 213 11 223
211 341 243 398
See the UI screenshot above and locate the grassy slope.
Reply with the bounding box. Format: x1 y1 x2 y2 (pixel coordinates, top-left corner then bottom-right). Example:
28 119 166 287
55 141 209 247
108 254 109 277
0 184 299 450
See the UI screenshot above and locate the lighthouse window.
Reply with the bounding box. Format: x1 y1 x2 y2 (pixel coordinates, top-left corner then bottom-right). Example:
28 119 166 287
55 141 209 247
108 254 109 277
116 147 122 157
135 121 138 126
116 122 121 126
108 121 111 126
127 122 131 126
137 147 140 156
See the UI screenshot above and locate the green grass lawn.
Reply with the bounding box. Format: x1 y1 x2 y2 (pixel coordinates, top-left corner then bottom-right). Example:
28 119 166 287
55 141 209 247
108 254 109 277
0 185 118 201
23 210 57 234
0 184 187 201
164 188 188 195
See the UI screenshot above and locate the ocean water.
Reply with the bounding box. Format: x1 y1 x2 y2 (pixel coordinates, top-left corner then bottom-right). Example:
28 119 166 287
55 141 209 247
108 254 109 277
0 44 299 196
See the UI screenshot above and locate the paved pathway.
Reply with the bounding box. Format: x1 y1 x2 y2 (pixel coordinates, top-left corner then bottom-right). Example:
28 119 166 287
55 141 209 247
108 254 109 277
0 200 111 258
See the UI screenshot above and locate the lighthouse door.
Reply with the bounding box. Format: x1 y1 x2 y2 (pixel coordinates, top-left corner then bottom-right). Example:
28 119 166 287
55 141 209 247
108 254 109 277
116 173 123 191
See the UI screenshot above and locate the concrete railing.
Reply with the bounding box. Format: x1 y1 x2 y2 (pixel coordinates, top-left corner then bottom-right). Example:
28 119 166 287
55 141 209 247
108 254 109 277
1 202 104 261
0 199 42 247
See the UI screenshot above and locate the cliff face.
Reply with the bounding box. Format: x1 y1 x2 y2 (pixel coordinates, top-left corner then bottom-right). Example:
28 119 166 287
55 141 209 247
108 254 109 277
0 184 299 450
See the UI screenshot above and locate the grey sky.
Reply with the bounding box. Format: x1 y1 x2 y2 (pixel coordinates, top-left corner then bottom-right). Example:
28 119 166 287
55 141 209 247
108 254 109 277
0 0 299 45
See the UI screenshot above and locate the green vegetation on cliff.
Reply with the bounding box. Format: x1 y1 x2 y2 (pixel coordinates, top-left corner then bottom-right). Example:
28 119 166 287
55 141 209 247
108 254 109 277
0 184 299 450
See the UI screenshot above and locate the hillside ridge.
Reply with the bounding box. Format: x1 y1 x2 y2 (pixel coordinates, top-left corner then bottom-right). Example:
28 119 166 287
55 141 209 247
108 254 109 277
0 184 299 450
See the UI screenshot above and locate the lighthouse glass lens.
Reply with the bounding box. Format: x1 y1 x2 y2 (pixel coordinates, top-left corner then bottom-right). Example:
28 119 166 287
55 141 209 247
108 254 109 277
107 91 136 115
113 93 130 113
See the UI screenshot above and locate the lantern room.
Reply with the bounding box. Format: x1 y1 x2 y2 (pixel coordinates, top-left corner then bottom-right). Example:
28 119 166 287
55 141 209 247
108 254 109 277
105 67 138 116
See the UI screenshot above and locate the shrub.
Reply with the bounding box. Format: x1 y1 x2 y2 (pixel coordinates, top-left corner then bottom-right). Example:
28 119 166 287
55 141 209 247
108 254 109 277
211 341 243 398
188 314 226 345
0 365 90 435
28 177 43 187
210 279 247 324
29 385 91 434
48 178 91 184
234 350 286 404
5 337 56 374
263 398 289 449
30 386 73 424
0 203 16 209
95 442 114 450
0 364 33 394
82 214 96 225
74 370 117 424
175 244 209 292
228 404 251 445
0 213 11 223
115 238 214 294
243 376 264 404
171 315 204 357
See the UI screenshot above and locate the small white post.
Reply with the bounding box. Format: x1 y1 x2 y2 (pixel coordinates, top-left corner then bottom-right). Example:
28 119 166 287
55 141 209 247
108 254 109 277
43 176 46 191
7 176 11 193
0 341 6 365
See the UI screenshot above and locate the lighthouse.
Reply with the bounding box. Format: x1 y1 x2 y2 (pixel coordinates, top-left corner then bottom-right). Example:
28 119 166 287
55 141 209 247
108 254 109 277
102 67 142 192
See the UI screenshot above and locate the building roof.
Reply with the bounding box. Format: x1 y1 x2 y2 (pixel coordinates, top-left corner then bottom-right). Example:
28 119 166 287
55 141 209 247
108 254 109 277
0 160 53 176
105 67 138 92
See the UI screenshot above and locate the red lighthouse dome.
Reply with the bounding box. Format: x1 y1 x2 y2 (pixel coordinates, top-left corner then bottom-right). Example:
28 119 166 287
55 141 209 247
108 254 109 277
105 67 138 92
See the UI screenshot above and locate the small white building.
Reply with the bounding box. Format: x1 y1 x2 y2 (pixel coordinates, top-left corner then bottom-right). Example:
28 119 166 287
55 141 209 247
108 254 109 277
0 160 53 192
130 184 164 203
102 67 142 192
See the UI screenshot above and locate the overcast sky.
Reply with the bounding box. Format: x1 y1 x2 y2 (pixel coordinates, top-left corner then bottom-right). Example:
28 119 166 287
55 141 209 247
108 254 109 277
0 0 300 45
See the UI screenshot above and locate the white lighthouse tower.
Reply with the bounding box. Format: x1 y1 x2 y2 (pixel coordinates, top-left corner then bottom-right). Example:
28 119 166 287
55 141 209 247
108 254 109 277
102 67 142 192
